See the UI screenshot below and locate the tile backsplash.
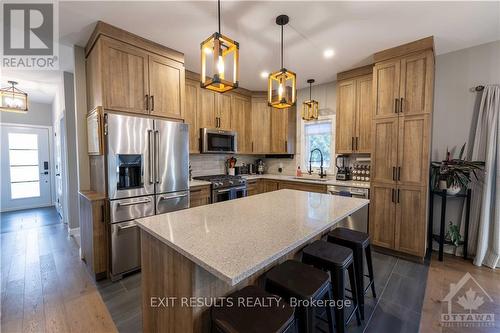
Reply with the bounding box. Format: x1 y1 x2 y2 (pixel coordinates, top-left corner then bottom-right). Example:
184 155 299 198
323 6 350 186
189 154 257 177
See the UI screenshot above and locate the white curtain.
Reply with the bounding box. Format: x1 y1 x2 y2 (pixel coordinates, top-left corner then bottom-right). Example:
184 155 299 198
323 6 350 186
470 85 500 268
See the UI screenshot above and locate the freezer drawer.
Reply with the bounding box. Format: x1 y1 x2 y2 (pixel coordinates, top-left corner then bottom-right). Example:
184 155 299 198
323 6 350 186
156 190 189 215
110 196 155 223
110 220 141 278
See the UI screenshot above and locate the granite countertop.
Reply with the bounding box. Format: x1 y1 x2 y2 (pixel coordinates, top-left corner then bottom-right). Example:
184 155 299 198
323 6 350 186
189 179 212 187
136 189 369 286
243 174 371 189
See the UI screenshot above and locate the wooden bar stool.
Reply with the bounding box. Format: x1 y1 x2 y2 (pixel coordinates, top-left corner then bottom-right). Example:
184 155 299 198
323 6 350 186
211 285 295 333
327 227 376 320
265 260 335 333
302 240 362 333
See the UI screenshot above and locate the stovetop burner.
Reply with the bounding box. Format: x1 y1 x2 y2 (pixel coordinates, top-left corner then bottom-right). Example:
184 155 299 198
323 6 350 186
194 174 247 189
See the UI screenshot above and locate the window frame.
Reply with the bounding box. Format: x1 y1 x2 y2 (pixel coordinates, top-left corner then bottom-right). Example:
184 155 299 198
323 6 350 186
301 114 336 175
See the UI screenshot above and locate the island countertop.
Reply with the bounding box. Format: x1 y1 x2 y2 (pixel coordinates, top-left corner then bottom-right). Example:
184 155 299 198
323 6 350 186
137 189 369 286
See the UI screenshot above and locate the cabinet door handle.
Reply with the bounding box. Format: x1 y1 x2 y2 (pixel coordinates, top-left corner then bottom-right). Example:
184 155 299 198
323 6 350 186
394 98 398 113
252 141 254 152
392 167 396 181
398 167 401 181
391 188 395 203
400 97 404 114
397 189 400 203
351 137 354 151
284 140 287 152
146 94 149 111
151 95 155 111
355 137 359 150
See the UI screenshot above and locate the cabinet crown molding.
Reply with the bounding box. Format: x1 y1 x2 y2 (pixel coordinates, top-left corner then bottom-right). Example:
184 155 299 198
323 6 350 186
373 36 434 63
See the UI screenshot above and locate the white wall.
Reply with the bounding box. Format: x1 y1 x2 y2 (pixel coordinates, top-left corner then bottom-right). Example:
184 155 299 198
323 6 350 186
0 101 53 126
430 40 500 248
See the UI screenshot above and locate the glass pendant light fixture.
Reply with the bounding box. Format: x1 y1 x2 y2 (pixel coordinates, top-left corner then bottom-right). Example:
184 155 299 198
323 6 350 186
302 79 319 121
200 0 239 93
268 14 296 109
0 81 28 113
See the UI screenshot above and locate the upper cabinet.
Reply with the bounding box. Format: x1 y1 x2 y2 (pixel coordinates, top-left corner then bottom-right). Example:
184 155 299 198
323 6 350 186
231 94 252 154
336 66 373 154
196 89 232 130
373 50 433 119
184 79 199 153
250 97 271 154
85 22 185 120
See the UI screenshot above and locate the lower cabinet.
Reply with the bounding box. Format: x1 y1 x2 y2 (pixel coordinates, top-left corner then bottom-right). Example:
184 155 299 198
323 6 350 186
79 192 108 281
189 185 211 207
249 179 328 195
259 179 279 193
278 181 327 193
246 179 259 196
369 182 427 257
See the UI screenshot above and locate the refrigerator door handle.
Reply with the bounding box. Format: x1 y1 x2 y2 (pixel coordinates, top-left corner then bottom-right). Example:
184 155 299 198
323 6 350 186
117 198 151 206
159 193 188 201
154 130 160 183
148 130 154 184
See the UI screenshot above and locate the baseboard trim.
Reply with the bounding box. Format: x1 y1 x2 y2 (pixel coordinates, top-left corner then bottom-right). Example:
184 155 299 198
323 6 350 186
68 227 80 236
0 203 55 213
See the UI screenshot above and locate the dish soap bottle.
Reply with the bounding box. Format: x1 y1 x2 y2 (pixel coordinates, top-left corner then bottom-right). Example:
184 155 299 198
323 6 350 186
296 166 303 177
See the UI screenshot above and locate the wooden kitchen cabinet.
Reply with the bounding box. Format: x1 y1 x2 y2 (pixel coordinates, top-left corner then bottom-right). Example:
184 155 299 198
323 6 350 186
231 94 252 154
251 97 271 153
371 117 398 184
85 23 185 120
189 185 211 208
395 185 426 256
198 89 217 129
369 183 396 249
100 36 149 115
336 69 373 154
79 191 108 281
278 181 327 193
246 179 259 196
185 79 199 153
270 108 289 153
373 59 400 119
148 54 184 119
259 179 279 193
217 94 232 130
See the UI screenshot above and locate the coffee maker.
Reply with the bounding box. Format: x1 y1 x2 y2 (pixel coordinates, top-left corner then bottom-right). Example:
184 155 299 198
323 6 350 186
335 155 351 180
255 159 265 175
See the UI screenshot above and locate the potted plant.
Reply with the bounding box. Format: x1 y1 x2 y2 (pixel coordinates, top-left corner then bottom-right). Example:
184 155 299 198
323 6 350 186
446 221 462 247
431 143 484 195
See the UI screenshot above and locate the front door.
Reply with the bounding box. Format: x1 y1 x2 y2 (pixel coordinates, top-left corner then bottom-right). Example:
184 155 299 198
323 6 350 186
1 125 52 211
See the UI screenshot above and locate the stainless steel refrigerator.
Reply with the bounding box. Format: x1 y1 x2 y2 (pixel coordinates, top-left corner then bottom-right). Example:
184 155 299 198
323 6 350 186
105 113 189 280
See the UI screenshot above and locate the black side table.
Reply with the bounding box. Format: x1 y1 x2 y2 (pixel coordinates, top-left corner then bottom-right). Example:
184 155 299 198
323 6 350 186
427 189 471 261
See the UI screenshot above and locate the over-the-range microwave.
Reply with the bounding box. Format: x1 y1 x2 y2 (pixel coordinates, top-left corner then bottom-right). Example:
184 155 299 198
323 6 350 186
201 128 237 154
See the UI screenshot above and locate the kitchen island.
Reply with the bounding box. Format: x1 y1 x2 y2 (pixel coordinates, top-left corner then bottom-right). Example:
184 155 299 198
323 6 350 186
136 189 369 332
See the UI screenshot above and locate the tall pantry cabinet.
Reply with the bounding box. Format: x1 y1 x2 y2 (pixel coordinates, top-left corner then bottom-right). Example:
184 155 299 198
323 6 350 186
369 38 434 258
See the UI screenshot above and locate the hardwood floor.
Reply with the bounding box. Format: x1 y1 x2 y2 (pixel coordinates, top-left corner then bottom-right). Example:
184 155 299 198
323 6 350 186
420 254 500 332
1 207 117 333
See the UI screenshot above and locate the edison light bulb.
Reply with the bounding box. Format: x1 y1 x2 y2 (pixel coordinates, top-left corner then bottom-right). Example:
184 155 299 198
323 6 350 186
217 55 225 75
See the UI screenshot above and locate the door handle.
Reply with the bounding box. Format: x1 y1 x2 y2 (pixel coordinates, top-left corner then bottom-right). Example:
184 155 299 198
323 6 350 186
355 137 359 151
391 188 395 203
398 167 401 181
154 130 160 183
117 224 137 232
150 95 155 111
284 140 287 152
159 193 188 201
146 94 149 111
397 189 400 203
392 167 396 181
148 130 154 184
394 98 398 113
117 199 151 207
351 137 354 151
399 98 404 113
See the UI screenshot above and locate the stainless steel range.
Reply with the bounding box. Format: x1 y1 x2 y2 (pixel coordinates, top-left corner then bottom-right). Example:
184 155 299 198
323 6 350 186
194 175 247 203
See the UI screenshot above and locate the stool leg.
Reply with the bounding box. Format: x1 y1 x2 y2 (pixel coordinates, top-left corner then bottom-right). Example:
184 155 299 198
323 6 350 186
331 268 346 333
365 245 376 298
348 264 362 326
326 286 335 333
305 304 315 333
353 248 365 320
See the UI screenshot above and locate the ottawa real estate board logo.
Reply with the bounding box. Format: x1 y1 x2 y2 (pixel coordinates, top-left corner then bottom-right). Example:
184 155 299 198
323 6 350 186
1 1 59 70
441 272 495 328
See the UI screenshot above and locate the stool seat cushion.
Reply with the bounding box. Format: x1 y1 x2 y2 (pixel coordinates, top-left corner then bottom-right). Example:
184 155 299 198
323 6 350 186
328 227 370 248
303 240 353 268
212 285 294 333
266 260 330 300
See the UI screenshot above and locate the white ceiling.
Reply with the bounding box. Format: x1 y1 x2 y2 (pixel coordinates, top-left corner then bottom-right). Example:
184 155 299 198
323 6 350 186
56 1 498 91
1 72 59 104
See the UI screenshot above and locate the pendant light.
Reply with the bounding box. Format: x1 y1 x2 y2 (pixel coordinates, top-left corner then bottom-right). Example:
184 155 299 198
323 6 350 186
302 79 319 121
268 14 296 109
0 81 28 113
200 0 239 93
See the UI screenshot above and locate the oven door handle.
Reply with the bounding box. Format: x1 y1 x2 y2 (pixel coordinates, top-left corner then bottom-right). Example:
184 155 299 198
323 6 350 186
232 186 247 191
215 189 231 194
117 198 151 207
159 193 188 201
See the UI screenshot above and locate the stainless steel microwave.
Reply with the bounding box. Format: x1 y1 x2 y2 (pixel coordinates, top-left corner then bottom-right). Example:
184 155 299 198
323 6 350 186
201 128 237 154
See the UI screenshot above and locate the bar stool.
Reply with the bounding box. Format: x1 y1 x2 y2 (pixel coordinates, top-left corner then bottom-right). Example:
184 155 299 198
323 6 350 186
211 285 295 333
302 240 362 333
327 227 376 320
265 260 335 333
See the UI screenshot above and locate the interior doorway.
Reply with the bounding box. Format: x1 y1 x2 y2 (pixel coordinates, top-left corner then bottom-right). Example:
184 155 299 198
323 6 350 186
0 124 53 212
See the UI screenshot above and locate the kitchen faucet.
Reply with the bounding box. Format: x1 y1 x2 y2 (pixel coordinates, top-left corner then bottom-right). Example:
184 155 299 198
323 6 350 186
309 148 327 178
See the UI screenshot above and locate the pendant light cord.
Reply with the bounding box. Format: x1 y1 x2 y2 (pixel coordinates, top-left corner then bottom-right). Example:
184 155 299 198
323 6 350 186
218 0 221 34
309 82 312 100
281 25 284 69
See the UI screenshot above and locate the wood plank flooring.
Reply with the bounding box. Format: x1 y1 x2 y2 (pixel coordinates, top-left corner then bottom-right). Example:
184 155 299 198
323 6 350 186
420 254 500 332
1 208 117 333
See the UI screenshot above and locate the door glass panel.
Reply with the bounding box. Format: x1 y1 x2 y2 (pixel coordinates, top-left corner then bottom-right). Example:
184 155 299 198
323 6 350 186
10 166 39 182
11 182 40 199
8 133 40 199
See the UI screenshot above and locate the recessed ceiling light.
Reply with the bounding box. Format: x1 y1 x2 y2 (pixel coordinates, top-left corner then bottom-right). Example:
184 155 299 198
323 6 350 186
323 49 335 58
260 71 269 79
